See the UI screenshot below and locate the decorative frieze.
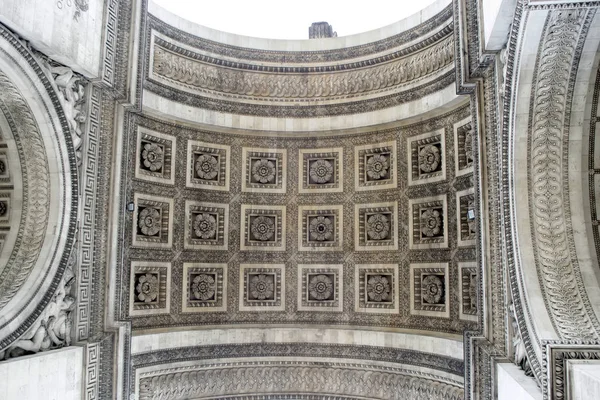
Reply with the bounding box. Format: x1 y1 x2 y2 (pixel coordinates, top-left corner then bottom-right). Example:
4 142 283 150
458 262 477 322
298 205 343 252
132 193 174 249
354 201 398 251
410 263 449 318
129 261 171 316
182 263 227 312
297 264 343 312
186 140 230 191
151 36 454 102
407 129 446 186
355 264 399 314
239 264 285 311
240 204 286 251
242 147 287 193
456 188 476 247
184 201 229 251
298 147 343 193
135 127 176 185
409 195 448 249
354 141 397 191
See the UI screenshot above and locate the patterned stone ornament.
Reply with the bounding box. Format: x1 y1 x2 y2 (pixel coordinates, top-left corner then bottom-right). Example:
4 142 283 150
150 31 454 105
366 213 390 240
184 201 229 251
355 202 398 251
239 264 284 311
135 127 176 185
309 216 334 241
299 148 343 193
182 263 227 312
132 193 174 249
193 213 217 239
421 275 443 304
420 208 442 238
454 117 474 176
308 274 333 300
141 143 163 172
136 359 465 400
409 195 447 249
186 140 230 191
251 159 276 184
355 265 399 313
456 188 476 247
242 148 287 193
251 216 276 241
138 207 161 236
367 275 391 302
191 274 216 301
129 261 171 316
249 274 275 300
355 141 397 191
195 154 219 180
366 154 390 180
408 129 446 185
298 265 343 312
0 201 6 217
240 205 286 251
309 159 333 183
136 273 159 303
410 263 449 318
298 205 343 252
459 262 477 321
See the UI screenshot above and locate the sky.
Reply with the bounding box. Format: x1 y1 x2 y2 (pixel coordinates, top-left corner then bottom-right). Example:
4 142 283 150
152 0 439 40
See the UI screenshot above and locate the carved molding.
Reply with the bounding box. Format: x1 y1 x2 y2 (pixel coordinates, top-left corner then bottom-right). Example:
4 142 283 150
528 9 599 340
151 36 454 103
138 361 464 400
0 70 50 310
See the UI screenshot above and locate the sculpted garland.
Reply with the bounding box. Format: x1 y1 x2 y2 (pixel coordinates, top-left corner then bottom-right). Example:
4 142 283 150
152 36 454 101
529 9 599 340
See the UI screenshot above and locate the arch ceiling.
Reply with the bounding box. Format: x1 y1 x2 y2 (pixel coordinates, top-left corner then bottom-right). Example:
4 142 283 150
121 0 474 398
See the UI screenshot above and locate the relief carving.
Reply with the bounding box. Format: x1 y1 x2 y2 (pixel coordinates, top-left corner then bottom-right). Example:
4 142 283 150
0 247 76 359
152 36 454 101
529 9 599 339
39 60 88 168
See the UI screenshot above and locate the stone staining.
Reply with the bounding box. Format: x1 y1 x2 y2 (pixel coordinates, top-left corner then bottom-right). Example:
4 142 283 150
132 193 174 249
459 262 477 321
355 265 399 313
242 147 287 193
408 129 446 186
240 205 286 251
410 263 449 318
456 188 476 247
129 261 171 316
184 201 229 251
182 263 227 313
298 264 343 312
186 140 230 191
454 117 474 177
409 195 448 249
355 141 397 191
135 127 176 185
355 202 398 251
239 264 285 311
298 148 343 193
298 205 343 252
